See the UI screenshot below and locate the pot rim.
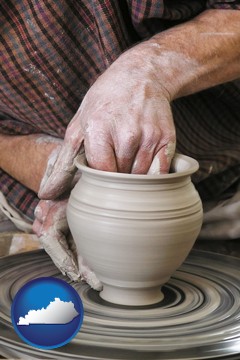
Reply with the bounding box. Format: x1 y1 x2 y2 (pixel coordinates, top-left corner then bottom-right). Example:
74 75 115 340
74 153 199 180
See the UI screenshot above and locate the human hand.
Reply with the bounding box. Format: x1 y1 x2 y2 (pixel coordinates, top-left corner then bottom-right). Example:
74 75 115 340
33 198 102 290
38 44 176 200
76 51 176 176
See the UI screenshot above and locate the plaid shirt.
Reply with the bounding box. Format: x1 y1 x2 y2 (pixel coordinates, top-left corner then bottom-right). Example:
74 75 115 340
1 0 240 220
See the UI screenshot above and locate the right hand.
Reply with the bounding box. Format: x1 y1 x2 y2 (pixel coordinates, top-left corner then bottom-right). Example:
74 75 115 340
38 43 176 200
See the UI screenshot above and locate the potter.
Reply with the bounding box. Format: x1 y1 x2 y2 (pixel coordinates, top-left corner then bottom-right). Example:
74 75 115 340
67 153 203 306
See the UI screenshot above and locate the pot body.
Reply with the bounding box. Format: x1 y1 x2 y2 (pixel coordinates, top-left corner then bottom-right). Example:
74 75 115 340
67 154 203 306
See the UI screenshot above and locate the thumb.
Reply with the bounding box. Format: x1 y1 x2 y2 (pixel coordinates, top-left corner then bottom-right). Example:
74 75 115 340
38 114 84 199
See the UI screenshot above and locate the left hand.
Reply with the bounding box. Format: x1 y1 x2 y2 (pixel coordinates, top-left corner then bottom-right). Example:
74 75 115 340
33 198 102 290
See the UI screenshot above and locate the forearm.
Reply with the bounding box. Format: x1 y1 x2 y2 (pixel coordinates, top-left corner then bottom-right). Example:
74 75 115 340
153 9 240 98
0 133 62 193
119 9 240 100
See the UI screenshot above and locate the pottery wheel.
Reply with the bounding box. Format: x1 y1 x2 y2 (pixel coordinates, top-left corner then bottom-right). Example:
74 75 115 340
0 250 240 359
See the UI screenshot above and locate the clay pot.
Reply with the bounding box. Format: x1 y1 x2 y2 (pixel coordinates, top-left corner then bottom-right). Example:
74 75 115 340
67 154 203 306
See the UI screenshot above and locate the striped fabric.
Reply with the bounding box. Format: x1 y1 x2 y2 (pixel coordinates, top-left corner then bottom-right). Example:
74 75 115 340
0 0 240 220
172 80 240 200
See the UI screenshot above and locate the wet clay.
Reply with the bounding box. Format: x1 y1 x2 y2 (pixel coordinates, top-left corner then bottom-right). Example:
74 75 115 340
67 154 203 306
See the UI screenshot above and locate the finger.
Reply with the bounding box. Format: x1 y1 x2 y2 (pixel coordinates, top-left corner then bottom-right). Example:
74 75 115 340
84 118 142 173
39 218 80 281
40 226 80 281
131 124 162 174
38 114 84 199
131 147 156 174
33 199 80 281
114 129 141 173
34 200 53 223
78 255 103 291
84 133 118 172
33 201 54 236
32 218 42 237
148 141 176 175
